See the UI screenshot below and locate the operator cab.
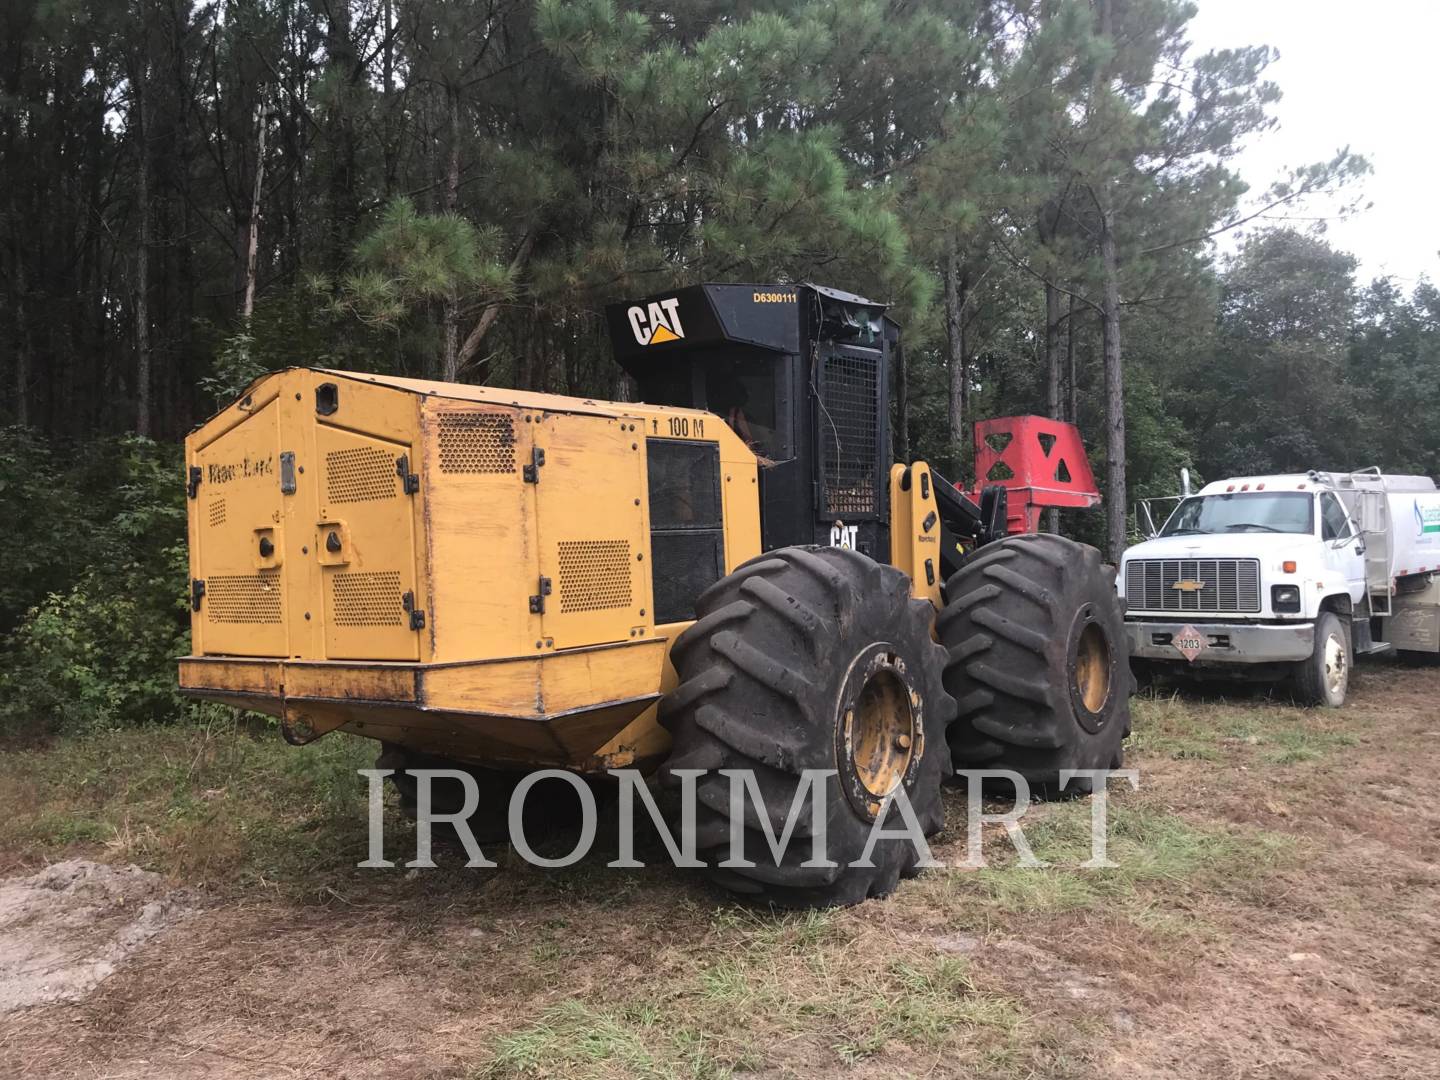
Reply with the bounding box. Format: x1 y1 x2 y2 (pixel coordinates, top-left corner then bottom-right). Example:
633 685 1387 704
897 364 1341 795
606 283 895 558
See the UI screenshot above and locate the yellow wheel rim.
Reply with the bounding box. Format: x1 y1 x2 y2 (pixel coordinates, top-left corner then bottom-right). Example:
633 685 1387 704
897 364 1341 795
1074 622 1113 715
846 665 916 803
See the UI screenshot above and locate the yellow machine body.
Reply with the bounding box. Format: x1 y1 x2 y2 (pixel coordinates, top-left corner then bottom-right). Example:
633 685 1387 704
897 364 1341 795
179 367 943 773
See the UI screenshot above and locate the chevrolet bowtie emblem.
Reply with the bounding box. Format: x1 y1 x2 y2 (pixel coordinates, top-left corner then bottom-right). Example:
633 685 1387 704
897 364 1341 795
1172 579 1206 592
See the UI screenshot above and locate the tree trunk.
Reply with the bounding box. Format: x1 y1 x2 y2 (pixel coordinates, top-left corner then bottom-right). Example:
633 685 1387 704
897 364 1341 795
382 0 394 96
325 1 358 274
1100 201 1126 562
12 240 29 428
1044 282 1064 533
242 95 268 322
1045 282 1063 422
457 229 535 375
1066 292 1078 423
133 68 153 438
944 238 966 471
441 86 461 382
894 339 909 462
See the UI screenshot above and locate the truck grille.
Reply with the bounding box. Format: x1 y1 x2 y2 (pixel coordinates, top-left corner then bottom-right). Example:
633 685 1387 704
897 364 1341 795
1125 558 1261 613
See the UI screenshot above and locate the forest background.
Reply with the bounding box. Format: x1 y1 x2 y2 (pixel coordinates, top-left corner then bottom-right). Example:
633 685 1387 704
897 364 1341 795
2 0 1434 732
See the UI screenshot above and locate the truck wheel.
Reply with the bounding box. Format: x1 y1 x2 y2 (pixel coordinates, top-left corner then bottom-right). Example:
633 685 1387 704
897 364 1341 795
1294 611 1349 707
937 534 1131 795
658 547 955 908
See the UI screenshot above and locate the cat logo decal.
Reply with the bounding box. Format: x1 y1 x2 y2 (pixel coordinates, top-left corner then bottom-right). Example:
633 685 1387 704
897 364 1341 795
627 297 685 345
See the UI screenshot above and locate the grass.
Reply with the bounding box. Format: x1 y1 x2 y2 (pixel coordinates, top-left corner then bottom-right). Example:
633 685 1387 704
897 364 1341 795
478 913 1034 1078
481 998 735 1079
0 714 380 889
1128 690 1365 765
0 691 1344 1080
953 801 1297 919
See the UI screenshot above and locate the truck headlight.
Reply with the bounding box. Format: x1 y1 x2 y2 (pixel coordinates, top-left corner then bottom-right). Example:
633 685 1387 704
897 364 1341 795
1271 584 1301 613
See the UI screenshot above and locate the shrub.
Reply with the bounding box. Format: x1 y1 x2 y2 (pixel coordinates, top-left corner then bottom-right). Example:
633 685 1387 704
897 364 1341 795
0 437 192 736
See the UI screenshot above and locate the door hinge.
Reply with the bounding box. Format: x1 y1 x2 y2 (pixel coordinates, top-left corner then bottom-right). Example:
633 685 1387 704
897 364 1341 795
528 576 552 614
396 454 419 495
402 590 425 630
523 446 546 484
187 465 202 499
191 578 206 611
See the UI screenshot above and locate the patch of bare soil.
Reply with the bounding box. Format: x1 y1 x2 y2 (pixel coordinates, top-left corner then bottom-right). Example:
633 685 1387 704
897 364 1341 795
0 860 191 1014
980 663 1440 1080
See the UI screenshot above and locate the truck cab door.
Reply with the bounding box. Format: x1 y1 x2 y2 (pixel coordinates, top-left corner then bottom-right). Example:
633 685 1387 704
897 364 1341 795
1319 491 1366 604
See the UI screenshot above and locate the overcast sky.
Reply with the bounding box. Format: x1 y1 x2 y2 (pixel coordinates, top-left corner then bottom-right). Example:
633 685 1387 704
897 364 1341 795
1186 0 1439 287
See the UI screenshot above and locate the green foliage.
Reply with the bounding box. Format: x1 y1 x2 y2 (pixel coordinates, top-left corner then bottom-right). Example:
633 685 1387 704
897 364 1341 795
338 197 515 327
0 428 84 630
198 332 269 408
0 438 192 736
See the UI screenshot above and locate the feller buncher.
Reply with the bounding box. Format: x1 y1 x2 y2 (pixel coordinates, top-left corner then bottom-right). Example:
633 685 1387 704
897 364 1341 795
180 283 1130 907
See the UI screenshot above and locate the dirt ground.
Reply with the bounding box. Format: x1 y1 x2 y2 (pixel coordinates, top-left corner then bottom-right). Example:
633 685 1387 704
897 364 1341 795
1 661 1438 1079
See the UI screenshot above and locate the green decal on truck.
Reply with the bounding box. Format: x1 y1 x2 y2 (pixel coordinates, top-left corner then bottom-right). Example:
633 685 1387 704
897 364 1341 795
1415 499 1440 535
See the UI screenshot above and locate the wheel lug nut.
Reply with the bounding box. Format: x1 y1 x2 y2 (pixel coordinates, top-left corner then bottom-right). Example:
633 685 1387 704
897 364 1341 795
895 734 912 750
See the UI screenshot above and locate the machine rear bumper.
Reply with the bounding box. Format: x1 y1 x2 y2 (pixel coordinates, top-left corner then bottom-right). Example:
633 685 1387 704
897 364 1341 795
178 637 669 770
1125 619 1315 664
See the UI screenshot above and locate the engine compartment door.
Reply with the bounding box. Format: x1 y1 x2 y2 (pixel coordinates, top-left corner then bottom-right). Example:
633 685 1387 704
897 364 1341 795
533 412 651 650
315 424 421 661
191 397 288 657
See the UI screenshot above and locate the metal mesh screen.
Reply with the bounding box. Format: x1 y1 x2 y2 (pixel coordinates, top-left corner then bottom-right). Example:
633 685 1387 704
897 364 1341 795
331 571 404 626
207 498 226 528
646 439 725 623
818 350 880 516
651 532 725 624
558 541 633 613
648 440 720 529
326 447 398 504
436 412 517 474
207 572 282 624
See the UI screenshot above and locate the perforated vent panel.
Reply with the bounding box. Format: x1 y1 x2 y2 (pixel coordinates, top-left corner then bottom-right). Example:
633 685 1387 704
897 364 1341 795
819 349 880 516
437 412 517 473
326 447 397 503
557 541 632 613
207 499 226 528
331 571 404 626
206 572 282 624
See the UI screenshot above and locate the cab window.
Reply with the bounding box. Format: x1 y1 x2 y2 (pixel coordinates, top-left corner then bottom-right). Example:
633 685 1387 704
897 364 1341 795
703 357 791 462
1320 493 1353 541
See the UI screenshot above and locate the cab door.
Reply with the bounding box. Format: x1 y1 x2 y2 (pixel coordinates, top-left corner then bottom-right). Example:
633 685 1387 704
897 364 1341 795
1320 491 1366 604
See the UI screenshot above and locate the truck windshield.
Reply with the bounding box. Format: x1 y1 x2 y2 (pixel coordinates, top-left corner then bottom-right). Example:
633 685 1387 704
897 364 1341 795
1160 492 1314 536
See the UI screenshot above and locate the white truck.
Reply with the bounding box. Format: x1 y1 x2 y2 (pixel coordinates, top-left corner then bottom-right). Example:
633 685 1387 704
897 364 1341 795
1119 469 1440 706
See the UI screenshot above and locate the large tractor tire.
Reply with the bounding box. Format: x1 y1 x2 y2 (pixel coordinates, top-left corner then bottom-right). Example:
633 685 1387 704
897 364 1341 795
1293 610 1349 707
937 533 1131 794
659 547 955 908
